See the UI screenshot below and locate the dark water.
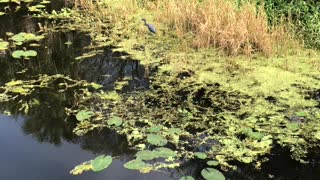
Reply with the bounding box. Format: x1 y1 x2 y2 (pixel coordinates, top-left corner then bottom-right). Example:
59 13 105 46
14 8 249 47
0 114 174 180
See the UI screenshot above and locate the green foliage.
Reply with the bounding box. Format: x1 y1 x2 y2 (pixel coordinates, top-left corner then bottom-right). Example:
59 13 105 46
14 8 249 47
154 147 177 158
201 168 225 180
146 134 167 146
261 0 320 49
91 155 113 172
124 159 152 171
0 39 8 50
147 125 163 133
136 150 159 160
207 160 219 166
10 32 45 45
107 116 123 127
194 152 207 159
12 50 37 59
180 176 195 180
76 110 95 121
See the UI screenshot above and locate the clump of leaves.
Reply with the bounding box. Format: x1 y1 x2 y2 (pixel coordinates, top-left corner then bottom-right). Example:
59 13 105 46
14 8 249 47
10 32 45 45
12 50 37 59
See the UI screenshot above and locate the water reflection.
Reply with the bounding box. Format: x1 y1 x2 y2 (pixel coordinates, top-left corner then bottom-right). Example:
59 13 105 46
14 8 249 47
0 114 174 180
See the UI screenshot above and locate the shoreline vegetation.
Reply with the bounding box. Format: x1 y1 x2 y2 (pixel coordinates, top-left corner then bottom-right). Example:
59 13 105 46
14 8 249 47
0 0 319 179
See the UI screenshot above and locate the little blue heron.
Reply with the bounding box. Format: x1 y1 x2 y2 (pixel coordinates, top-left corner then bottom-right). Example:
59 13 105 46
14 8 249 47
142 18 156 34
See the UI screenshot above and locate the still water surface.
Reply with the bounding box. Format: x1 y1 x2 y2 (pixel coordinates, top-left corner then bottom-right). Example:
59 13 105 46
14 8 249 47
0 114 174 180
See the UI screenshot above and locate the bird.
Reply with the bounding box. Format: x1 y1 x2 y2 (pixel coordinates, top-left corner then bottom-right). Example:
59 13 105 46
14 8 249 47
141 18 156 34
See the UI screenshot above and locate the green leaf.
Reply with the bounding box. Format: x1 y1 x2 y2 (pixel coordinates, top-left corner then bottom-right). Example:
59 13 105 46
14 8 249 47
194 152 207 159
287 123 299 131
154 147 177 158
295 111 307 117
12 50 37 59
76 110 95 121
107 116 123 127
135 150 159 160
180 176 194 180
247 131 264 140
0 40 8 50
201 168 225 180
91 155 112 172
90 82 103 89
147 134 167 146
147 125 163 133
207 160 219 166
168 128 182 135
314 130 320 140
124 159 151 170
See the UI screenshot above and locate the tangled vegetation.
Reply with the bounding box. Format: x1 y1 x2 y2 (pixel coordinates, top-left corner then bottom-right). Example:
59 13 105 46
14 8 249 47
0 0 319 179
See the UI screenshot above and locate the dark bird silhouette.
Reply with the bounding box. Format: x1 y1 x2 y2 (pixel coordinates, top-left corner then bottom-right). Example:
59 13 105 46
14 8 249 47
142 18 156 34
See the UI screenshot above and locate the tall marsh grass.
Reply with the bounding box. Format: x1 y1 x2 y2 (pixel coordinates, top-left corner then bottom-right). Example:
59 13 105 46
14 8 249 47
74 0 298 56
154 0 275 55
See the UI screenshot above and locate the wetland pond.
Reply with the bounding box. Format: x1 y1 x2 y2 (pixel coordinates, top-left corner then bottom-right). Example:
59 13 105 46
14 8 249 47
0 1 320 180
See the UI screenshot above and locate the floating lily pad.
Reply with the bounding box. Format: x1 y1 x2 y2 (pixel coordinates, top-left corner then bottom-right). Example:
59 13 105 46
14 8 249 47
12 50 37 59
147 134 167 146
136 150 159 160
107 116 123 127
194 152 207 159
295 111 307 117
91 155 112 172
11 32 45 44
124 159 151 170
287 123 299 131
168 127 182 135
201 168 225 180
180 176 194 180
0 40 9 50
147 125 163 133
207 160 219 166
154 147 177 158
76 110 95 121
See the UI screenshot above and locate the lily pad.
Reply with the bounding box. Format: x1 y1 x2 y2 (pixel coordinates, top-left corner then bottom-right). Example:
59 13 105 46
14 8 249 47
147 125 163 133
136 150 159 160
201 168 225 180
168 128 182 135
295 111 307 117
287 123 299 131
154 147 177 158
76 110 95 121
147 134 167 146
12 50 37 59
107 116 123 127
194 152 207 159
0 40 8 50
91 155 112 172
207 160 219 166
180 176 194 180
11 32 45 44
124 159 151 170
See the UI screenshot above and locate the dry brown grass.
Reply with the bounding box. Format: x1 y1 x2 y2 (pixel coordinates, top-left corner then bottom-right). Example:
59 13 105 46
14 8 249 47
152 0 281 56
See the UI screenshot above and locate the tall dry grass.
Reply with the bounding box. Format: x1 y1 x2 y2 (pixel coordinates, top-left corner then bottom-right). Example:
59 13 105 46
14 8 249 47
72 0 297 56
152 0 276 55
